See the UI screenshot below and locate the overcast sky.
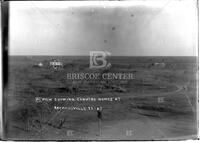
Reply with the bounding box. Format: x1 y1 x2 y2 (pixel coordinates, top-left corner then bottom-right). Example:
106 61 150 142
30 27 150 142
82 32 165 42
9 1 198 56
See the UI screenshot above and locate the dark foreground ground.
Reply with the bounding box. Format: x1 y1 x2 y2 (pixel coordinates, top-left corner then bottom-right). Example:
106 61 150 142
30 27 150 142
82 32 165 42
4 56 198 140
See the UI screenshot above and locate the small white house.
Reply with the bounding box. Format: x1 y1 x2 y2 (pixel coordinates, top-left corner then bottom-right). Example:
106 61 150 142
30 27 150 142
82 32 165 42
38 62 43 67
49 59 63 69
33 62 43 68
154 62 165 68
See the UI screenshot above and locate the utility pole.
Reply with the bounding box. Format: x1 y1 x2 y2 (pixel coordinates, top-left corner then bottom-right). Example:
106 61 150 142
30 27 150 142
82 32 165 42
97 110 102 136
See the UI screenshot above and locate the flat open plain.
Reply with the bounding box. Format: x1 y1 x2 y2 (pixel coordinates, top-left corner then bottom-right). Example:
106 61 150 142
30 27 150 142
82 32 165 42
4 56 198 140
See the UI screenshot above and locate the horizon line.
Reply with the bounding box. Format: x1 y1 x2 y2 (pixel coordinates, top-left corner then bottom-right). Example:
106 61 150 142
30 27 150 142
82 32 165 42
8 55 198 57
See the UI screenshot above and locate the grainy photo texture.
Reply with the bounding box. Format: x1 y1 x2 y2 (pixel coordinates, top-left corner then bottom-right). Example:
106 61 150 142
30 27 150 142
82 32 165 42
2 1 198 140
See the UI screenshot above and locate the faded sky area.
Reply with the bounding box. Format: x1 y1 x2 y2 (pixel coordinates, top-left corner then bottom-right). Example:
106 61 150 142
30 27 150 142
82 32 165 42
9 1 198 56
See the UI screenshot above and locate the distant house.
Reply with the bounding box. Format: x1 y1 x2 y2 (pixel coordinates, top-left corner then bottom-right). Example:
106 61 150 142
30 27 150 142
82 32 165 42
38 62 43 67
33 62 43 68
49 59 63 69
153 62 165 68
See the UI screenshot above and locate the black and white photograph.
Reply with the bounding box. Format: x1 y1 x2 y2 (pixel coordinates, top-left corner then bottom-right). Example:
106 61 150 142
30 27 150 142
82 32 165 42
1 0 199 140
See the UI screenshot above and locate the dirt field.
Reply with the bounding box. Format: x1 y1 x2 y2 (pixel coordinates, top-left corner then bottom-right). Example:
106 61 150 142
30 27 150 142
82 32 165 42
4 56 198 140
